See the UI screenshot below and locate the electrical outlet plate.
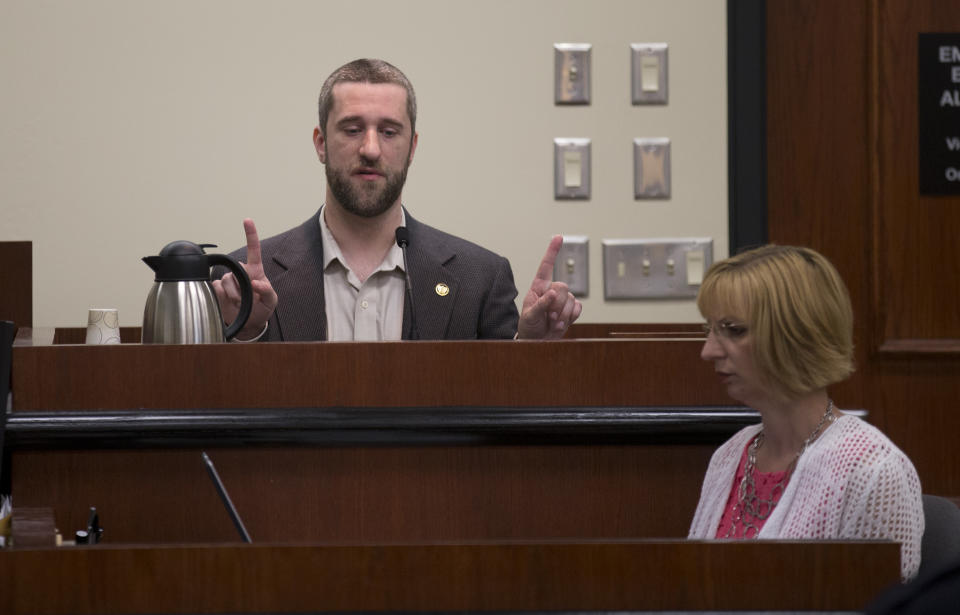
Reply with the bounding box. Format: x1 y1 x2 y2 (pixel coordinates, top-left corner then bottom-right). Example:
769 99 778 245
554 138 591 199
602 238 713 299
631 43 668 104
634 138 671 199
553 235 589 297
555 43 591 104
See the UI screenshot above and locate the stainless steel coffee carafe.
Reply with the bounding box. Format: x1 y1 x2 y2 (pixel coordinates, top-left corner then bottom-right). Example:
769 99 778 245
141 241 253 344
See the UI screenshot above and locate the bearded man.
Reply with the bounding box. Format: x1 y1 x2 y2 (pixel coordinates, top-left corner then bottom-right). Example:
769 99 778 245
214 59 580 342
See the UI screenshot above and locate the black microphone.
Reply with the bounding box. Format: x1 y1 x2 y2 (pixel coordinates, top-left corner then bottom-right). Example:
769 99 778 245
201 451 252 543
395 227 420 340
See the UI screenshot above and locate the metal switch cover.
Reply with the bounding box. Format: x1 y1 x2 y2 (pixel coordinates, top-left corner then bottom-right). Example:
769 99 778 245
554 138 591 199
631 43 668 104
555 43 591 104
553 235 589 297
602 238 713 299
634 138 671 199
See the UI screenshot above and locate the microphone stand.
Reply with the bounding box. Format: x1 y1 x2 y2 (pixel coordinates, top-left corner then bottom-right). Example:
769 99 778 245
395 227 420 340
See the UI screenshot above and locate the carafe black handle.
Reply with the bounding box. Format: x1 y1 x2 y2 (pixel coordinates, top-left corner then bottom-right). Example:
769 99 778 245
207 254 254 341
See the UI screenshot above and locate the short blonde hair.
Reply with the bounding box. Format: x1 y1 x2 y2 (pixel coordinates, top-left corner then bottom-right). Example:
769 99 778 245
697 244 854 398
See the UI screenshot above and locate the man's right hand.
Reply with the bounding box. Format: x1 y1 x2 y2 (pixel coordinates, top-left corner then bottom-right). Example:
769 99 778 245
212 218 279 341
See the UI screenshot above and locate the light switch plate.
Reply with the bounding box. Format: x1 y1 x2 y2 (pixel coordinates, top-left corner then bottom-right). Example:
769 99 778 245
602 238 713 299
554 138 591 199
634 137 671 199
553 235 589 297
555 43 591 104
631 43 668 104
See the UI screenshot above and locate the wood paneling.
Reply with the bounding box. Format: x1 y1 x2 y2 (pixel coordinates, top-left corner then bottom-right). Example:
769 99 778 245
766 0 871 428
11 335 727 411
870 355 960 492
0 541 900 614
766 0 960 493
874 0 960 349
13 446 712 544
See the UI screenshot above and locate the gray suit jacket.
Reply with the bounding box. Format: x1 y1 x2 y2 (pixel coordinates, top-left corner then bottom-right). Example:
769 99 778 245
228 209 520 341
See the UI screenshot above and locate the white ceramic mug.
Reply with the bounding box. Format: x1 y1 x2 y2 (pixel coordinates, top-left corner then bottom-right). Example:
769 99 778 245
85 308 121 345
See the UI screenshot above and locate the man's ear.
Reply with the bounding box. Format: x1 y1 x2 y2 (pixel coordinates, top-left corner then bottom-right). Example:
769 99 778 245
408 132 418 165
313 126 326 163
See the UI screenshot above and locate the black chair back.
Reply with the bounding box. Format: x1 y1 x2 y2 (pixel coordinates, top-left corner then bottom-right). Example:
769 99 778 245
920 494 960 576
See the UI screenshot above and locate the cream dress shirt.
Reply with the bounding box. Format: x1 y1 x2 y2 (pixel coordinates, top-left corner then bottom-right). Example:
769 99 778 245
318 206 407 341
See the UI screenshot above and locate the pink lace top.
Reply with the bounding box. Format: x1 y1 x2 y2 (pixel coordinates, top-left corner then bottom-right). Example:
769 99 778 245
715 439 790 538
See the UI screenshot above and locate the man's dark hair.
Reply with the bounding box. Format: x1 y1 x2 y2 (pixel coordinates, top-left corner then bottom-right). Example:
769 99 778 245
317 59 417 136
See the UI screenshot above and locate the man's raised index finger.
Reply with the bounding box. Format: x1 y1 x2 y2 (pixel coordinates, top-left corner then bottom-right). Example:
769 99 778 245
242 218 262 265
534 235 563 282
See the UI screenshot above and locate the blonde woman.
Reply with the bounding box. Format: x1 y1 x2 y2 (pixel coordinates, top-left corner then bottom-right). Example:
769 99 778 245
688 245 924 580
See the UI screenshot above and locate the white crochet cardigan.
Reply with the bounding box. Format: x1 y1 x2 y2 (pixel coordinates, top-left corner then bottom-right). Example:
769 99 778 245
688 414 924 580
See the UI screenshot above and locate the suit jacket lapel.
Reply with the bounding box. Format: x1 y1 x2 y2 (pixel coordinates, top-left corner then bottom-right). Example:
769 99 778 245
267 209 461 341
269 212 328 341
403 214 459 340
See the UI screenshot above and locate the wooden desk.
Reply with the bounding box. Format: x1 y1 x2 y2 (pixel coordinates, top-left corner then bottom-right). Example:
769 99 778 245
0 540 900 614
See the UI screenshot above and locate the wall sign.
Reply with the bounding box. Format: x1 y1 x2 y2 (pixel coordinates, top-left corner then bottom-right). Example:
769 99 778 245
919 33 960 195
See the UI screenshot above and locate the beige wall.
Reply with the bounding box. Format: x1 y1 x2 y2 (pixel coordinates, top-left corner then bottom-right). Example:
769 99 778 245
0 0 727 328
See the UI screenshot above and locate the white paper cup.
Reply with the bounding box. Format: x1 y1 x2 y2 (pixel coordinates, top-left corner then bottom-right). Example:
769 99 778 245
85 308 121 345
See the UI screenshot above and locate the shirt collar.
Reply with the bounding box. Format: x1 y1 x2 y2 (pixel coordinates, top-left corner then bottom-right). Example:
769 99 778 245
318 204 407 274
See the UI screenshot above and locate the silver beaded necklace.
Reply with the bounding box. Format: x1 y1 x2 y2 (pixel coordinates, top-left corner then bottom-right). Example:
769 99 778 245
725 399 836 538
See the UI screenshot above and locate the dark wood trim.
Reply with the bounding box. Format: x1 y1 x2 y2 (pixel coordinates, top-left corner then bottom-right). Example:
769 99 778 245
0 241 32 329
565 322 704 339
868 0 884 357
4 406 763 449
878 339 960 354
728 0 768 252
39 323 710 343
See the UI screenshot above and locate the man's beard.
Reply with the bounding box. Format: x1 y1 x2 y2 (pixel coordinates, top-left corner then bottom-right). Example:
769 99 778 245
326 156 410 219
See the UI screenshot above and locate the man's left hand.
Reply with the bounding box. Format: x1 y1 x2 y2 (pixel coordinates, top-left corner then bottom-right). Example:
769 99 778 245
517 235 582 340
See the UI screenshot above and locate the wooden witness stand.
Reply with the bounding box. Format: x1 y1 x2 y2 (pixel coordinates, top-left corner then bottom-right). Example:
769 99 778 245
3 329 901 613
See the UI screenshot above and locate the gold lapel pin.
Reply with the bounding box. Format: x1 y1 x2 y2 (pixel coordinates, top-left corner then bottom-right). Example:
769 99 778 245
435 283 450 297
